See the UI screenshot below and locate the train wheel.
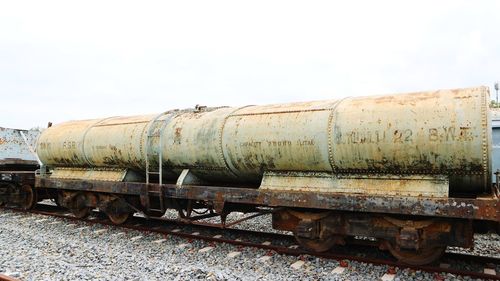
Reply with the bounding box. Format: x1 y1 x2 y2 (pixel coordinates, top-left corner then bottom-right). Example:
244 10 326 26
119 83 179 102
104 199 131 225
53 192 64 207
71 206 91 219
386 242 446 265
295 235 338 252
288 210 338 252
19 185 37 210
70 193 91 219
107 211 130 225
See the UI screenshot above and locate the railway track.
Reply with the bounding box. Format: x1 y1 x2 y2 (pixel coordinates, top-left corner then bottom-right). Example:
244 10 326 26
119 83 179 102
0 275 20 281
2 204 499 280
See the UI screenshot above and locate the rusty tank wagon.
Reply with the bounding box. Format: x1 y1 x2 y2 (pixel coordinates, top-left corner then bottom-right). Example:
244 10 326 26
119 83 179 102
29 86 500 265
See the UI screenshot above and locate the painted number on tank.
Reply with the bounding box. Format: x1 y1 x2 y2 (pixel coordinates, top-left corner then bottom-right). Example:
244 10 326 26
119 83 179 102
393 129 413 143
266 140 292 147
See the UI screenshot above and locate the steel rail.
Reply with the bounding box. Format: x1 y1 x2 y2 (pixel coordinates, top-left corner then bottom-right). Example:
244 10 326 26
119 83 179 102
0 274 20 281
1 205 499 280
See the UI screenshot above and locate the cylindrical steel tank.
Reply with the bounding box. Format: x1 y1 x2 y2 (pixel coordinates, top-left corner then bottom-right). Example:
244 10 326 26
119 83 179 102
37 86 492 193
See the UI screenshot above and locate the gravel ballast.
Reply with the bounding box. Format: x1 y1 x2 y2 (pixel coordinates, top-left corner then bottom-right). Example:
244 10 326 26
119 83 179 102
0 209 497 281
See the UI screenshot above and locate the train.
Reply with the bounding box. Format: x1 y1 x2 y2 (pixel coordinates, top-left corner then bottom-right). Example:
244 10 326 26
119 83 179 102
1 86 499 266
0 127 40 208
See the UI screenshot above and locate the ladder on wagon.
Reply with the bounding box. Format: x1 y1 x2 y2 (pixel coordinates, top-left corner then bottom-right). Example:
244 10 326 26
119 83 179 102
144 111 174 213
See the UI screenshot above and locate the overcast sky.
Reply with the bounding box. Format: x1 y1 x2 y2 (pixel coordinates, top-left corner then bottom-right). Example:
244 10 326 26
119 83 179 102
1 0 500 129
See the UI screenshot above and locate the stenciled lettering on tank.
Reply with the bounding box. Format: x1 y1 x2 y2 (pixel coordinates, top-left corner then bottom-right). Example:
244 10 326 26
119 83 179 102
38 142 51 149
266 140 292 147
335 130 390 145
297 139 315 146
428 127 474 142
62 141 77 149
239 139 315 148
240 141 263 148
335 126 475 145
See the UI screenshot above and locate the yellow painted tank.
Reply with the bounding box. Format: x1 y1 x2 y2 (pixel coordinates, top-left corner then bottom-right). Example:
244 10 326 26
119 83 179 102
37 86 492 195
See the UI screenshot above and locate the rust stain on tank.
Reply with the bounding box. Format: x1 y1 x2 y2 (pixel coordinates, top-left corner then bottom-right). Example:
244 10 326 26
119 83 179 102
174 128 182 144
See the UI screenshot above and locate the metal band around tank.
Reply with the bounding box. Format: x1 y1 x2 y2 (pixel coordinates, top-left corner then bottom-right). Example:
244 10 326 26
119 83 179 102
480 87 491 191
143 111 178 168
327 97 351 173
219 105 255 178
81 116 117 167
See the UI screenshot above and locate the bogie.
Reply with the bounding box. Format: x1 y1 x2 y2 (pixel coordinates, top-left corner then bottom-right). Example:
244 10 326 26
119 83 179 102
273 209 472 265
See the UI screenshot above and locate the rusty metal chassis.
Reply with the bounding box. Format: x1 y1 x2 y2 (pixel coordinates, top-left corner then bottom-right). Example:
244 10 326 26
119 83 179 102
36 177 499 222
0 171 36 203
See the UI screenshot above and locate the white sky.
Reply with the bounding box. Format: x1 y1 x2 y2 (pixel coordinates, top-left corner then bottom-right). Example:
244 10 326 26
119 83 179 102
1 0 500 129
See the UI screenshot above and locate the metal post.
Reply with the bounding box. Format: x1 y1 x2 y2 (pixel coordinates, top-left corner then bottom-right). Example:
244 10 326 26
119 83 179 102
495 170 500 198
495 82 499 106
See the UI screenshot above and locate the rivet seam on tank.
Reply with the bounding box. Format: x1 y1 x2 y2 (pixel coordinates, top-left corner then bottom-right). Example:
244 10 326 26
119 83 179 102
155 113 175 166
138 120 149 167
143 111 176 168
142 107 198 170
480 87 490 191
327 97 351 173
81 116 117 167
229 108 333 117
219 105 255 177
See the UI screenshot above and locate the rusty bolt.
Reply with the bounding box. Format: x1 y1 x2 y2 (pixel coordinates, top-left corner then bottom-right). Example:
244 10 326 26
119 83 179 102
339 260 349 267
387 267 396 274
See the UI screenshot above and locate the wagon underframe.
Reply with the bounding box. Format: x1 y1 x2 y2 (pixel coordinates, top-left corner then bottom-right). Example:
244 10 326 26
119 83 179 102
35 177 499 222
